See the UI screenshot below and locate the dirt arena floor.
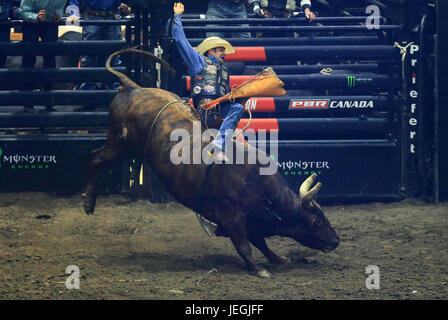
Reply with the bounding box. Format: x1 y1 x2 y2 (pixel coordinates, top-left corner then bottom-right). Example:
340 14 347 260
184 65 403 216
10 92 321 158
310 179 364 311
0 192 447 300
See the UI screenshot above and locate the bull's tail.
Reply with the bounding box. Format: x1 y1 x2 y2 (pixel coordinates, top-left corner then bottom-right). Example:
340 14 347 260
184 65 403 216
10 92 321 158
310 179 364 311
105 48 176 90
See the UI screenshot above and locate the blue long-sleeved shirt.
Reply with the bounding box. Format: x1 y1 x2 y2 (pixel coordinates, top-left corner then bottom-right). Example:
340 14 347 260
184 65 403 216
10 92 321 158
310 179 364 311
69 0 122 12
171 14 209 77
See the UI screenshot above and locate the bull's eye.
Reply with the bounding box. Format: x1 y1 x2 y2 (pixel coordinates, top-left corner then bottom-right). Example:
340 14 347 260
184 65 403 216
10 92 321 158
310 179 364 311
315 219 324 228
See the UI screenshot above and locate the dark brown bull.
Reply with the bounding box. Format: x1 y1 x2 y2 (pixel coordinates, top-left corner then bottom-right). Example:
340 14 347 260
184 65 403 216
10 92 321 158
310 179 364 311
83 49 339 277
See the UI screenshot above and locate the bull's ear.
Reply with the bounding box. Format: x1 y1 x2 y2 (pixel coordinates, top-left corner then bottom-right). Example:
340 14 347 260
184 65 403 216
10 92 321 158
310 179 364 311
301 182 322 208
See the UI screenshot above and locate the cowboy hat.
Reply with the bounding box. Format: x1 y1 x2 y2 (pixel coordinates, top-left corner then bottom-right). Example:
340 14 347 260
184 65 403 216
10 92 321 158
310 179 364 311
195 37 236 55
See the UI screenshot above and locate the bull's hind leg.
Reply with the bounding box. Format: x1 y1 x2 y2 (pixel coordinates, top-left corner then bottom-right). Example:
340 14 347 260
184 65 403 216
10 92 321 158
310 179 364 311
83 136 127 215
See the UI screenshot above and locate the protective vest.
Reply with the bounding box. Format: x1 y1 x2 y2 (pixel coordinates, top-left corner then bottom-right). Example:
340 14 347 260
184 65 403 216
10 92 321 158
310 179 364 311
191 57 230 106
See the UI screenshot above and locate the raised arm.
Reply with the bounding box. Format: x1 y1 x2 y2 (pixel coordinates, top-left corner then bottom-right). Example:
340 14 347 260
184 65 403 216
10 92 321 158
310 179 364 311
171 2 205 76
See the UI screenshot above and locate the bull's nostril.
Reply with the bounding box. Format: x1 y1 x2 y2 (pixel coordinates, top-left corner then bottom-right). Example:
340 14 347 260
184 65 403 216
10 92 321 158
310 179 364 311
332 237 339 247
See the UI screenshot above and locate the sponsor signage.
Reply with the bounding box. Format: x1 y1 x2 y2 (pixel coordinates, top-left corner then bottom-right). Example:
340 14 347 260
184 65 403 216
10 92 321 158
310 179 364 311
289 99 374 110
346 75 374 88
0 147 57 170
278 159 331 176
407 43 420 156
289 99 330 109
0 138 122 193
347 75 356 88
273 141 399 199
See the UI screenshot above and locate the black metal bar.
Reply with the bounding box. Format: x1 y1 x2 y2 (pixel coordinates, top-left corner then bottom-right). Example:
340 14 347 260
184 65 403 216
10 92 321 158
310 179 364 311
180 16 382 25
0 113 387 138
417 14 428 198
180 14 208 19
187 36 380 46
0 67 127 82
183 25 402 32
245 64 381 74
0 112 109 128
77 19 131 26
180 13 372 20
142 9 149 47
181 95 391 114
0 19 132 27
276 73 391 90
263 45 398 60
0 90 117 106
133 6 142 85
183 95 389 109
275 118 389 139
125 20 133 80
435 0 448 202
184 73 392 90
0 41 126 56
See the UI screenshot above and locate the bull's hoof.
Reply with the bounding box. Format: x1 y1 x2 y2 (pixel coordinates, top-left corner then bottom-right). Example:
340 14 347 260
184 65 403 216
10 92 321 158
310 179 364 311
257 270 271 278
271 256 290 265
82 193 96 215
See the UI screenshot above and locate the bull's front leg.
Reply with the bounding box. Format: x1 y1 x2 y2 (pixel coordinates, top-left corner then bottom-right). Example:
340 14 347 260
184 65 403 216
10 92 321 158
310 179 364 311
218 215 271 278
249 236 289 265
83 140 126 215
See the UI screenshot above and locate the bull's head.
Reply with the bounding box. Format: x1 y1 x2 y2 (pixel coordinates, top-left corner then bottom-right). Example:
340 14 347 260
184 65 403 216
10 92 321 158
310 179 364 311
286 173 339 253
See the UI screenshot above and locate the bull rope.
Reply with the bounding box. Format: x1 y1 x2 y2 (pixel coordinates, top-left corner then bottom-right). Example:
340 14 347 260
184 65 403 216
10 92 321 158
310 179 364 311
143 99 182 158
232 106 252 140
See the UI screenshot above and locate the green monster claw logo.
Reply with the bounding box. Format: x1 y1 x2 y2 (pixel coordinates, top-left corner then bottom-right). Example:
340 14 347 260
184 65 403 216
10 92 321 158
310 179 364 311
347 75 356 88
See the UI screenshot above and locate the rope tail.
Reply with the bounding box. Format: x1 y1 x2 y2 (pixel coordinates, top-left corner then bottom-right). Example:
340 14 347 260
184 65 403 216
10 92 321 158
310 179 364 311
105 47 176 89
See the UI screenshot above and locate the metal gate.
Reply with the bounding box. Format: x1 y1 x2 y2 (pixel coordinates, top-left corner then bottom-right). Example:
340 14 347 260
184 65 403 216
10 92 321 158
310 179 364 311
0 1 440 203
161 0 436 203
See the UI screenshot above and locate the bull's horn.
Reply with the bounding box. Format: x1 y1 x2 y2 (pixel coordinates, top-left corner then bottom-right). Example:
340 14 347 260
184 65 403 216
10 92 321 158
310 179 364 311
301 182 322 207
299 173 317 196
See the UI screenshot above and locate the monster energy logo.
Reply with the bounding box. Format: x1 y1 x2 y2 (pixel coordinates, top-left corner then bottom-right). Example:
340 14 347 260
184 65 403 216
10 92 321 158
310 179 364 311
347 75 356 88
1 147 57 170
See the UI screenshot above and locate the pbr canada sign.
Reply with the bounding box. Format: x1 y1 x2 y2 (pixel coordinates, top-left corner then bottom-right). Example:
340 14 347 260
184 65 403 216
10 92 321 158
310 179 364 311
289 99 375 110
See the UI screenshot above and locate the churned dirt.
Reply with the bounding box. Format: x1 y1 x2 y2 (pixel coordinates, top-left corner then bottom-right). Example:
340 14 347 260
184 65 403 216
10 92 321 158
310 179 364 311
0 192 447 300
